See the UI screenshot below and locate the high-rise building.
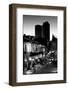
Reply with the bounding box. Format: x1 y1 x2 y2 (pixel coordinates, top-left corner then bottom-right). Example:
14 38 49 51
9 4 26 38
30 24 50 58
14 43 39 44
35 25 42 38
35 22 50 45
42 21 50 42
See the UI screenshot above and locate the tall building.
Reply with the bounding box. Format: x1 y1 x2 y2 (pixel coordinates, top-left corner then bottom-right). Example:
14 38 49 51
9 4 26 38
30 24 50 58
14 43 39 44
42 21 50 42
35 25 42 38
35 21 50 44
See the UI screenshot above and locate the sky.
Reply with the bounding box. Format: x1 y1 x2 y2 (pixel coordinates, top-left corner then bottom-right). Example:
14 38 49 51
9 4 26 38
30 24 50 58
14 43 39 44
23 15 57 40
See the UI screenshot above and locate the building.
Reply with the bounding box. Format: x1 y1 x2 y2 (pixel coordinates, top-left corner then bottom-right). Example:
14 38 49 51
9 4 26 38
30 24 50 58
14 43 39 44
42 21 50 42
35 22 50 45
35 25 42 38
48 35 57 51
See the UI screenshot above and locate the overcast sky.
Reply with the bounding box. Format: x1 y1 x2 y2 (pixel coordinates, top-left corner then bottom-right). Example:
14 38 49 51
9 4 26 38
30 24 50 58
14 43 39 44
23 15 57 40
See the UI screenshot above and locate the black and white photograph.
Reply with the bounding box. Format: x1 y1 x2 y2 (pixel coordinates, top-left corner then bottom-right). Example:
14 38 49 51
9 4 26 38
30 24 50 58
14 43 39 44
23 15 57 75
9 4 66 86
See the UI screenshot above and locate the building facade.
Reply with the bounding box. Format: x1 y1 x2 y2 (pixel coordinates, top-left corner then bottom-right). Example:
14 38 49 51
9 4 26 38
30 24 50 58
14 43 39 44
35 25 42 38
42 22 50 41
35 21 50 44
